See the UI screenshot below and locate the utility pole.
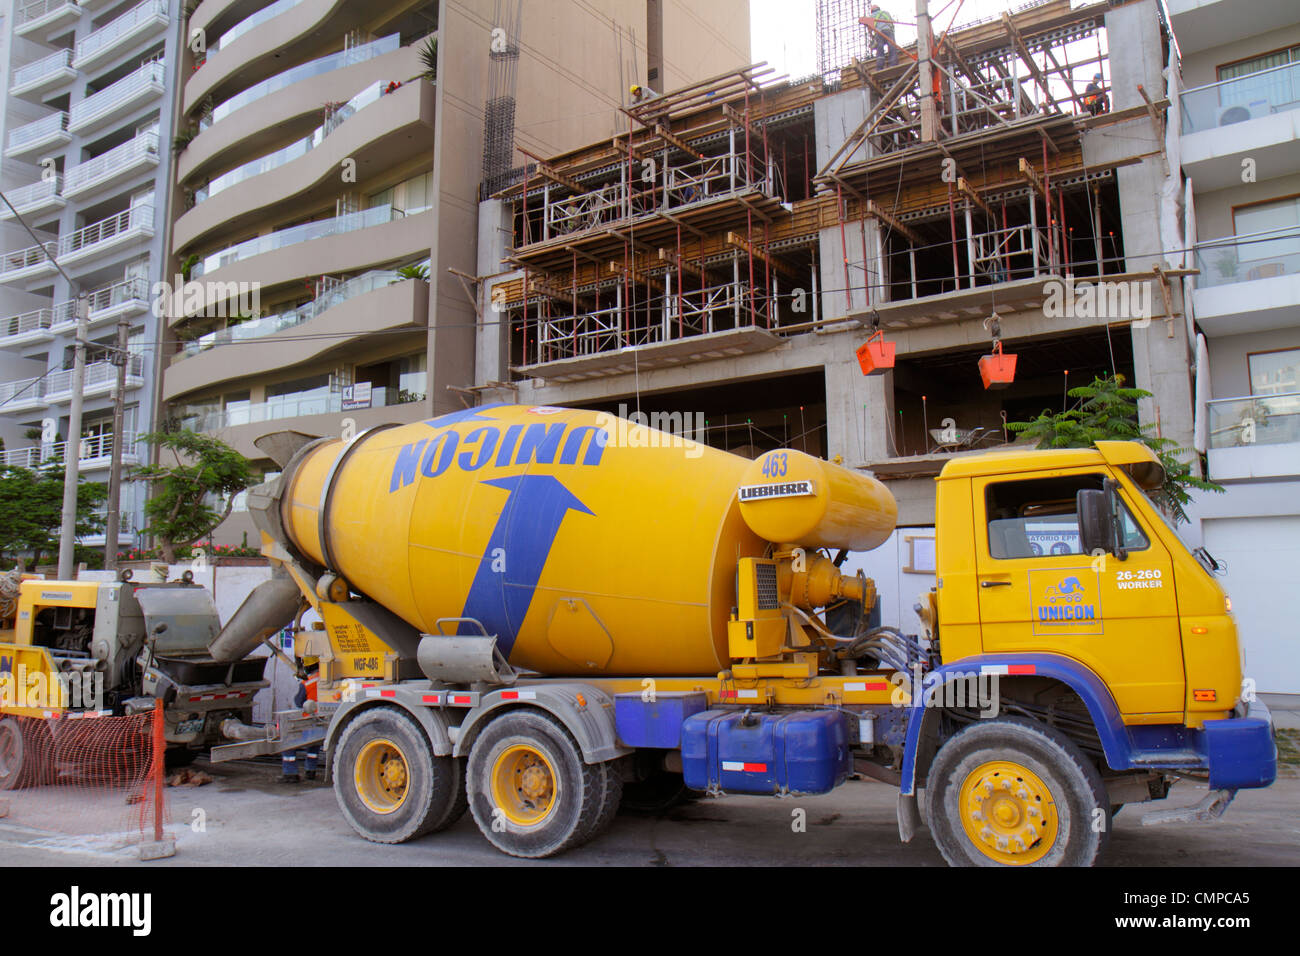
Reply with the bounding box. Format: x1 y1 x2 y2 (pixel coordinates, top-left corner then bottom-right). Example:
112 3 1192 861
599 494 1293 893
57 295 88 581
916 0 940 143
103 312 130 570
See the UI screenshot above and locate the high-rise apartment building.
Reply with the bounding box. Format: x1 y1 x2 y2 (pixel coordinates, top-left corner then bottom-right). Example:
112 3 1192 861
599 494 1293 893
1168 0 1300 697
0 0 180 554
159 0 749 547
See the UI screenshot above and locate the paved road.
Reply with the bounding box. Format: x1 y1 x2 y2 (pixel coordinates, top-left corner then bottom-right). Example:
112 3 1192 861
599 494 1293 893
1 758 1296 866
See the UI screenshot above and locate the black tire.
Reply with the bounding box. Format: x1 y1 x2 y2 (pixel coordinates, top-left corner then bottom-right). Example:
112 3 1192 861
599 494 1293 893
423 756 470 834
925 718 1109 867
581 758 624 841
334 707 458 844
619 770 697 815
467 709 605 858
0 717 28 790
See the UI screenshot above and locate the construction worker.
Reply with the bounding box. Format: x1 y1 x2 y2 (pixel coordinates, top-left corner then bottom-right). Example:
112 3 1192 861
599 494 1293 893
281 666 320 783
630 84 658 105
1083 73 1109 116
863 4 897 70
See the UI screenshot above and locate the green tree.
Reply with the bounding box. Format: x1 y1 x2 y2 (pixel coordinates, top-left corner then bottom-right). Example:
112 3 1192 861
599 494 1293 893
132 430 255 563
0 464 107 569
1007 374 1221 524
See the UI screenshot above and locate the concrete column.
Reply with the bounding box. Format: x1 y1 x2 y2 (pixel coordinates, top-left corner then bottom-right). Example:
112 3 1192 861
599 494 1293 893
473 200 513 387
825 359 895 467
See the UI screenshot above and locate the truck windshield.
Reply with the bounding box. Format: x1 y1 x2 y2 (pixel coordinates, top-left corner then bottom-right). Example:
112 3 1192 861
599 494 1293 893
1131 479 1221 574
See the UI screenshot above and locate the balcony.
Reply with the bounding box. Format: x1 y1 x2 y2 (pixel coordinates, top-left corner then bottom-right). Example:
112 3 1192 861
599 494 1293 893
211 0 304 53
0 308 56 348
0 431 141 471
0 376 47 413
1180 62 1300 189
188 386 416 433
59 205 156 269
63 131 160 200
14 0 80 38
68 61 166 136
0 241 59 284
194 82 383 206
11 49 77 98
45 355 145 404
5 112 70 160
1166 0 1298 56
164 273 429 401
1192 226 1300 334
73 1 168 71
0 177 64 222
86 276 152 325
192 204 407 278
1207 392 1300 481
199 33 399 128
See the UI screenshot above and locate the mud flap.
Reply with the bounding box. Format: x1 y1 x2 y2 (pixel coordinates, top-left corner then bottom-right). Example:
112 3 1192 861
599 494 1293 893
897 792 922 843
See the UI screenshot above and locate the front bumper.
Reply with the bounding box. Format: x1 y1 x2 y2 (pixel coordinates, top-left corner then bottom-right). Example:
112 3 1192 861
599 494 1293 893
1202 698 1276 790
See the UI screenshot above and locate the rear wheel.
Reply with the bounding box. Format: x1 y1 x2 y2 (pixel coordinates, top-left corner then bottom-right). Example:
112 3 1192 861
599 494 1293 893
0 717 49 790
334 707 458 843
926 718 1108 867
467 709 605 858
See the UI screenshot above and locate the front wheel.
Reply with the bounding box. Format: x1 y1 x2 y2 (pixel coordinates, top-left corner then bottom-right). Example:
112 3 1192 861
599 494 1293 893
925 718 1109 867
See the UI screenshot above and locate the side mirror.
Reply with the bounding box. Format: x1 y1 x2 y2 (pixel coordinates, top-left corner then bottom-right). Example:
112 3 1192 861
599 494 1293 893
1077 488 1115 557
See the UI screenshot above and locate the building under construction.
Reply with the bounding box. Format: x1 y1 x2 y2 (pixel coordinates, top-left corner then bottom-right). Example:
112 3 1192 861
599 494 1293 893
474 0 1193 529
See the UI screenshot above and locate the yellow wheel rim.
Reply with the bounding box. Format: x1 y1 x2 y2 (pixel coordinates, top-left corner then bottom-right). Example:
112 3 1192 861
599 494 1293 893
490 744 558 827
354 738 410 814
958 760 1058 865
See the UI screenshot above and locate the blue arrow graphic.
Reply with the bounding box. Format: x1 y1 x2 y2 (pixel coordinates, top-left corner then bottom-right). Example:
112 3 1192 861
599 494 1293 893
458 475 594 653
424 403 506 429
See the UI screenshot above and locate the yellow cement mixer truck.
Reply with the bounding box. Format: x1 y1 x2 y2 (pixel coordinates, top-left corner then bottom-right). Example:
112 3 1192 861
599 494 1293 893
207 404 1274 865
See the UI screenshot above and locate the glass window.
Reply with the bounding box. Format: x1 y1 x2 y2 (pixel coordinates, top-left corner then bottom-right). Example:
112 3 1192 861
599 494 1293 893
1248 348 1300 396
985 474 1149 559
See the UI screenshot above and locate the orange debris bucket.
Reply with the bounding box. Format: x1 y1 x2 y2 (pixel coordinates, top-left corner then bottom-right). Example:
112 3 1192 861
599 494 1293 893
856 331 895 376
978 341 1017 389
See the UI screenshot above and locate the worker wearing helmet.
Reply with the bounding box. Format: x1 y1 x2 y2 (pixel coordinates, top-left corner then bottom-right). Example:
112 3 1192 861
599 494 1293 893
861 4 897 70
1083 73 1109 116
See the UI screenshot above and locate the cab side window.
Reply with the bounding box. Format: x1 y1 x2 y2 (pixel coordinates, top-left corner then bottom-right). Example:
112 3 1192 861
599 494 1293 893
985 474 1149 559
986 474 1100 559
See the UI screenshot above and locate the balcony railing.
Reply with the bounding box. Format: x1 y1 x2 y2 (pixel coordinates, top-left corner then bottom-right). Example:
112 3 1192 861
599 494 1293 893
69 61 165 133
5 111 69 156
0 376 46 408
0 177 63 219
0 308 54 343
193 203 405 277
213 0 304 53
63 131 159 197
0 431 141 469
194 82 383 204
15 0 79 32
202 34 400 128
86 276 151 316
11 48 75 93
0 241 58 279
1208 392 1300 449
1194 225 1300 289
74 0 168 69
177 269 402 358
186 386 415 432
1182 60 1300 134
59 205 154 263
45 356 145 398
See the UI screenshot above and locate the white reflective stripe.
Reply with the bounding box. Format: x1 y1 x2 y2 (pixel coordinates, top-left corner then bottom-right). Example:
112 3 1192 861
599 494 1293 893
721 761 745 771
844 682 866 691
365 688 383 698
981 665 1009 676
